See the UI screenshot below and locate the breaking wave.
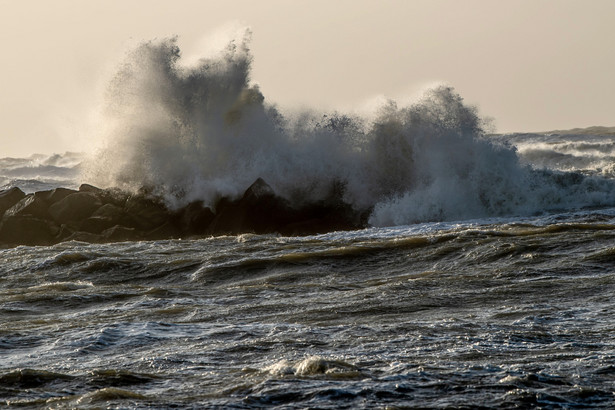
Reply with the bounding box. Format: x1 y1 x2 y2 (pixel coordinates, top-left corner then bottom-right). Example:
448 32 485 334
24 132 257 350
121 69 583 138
496 133 615 177
82 33 615 226
0 152 83 193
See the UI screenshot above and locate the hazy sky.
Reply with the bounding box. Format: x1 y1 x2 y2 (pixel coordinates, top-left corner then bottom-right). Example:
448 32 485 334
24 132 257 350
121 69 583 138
1 0 614 157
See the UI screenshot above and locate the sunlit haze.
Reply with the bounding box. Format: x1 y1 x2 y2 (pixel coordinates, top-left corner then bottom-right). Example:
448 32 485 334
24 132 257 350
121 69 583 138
1 0 614 157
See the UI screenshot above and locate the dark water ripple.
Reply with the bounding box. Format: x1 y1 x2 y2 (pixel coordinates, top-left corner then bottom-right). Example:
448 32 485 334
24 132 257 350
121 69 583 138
1 212 615 407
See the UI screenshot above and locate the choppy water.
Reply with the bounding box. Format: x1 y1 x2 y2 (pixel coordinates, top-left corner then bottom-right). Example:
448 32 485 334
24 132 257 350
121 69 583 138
2 34 615 408
2 208 615 408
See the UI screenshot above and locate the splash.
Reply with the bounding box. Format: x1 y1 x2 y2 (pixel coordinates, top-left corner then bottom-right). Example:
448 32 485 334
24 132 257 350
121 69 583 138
83 34 615 226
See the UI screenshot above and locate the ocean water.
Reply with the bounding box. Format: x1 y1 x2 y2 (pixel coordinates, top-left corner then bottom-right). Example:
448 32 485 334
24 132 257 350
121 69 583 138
2 36 615 408
1 205 615 408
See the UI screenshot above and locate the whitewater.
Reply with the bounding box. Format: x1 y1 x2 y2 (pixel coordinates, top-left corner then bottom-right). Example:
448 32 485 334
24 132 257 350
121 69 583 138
1 35 615 408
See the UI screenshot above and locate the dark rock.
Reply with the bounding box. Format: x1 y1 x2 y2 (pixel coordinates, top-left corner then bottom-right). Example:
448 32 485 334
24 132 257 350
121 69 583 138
64 231 104 244
55 224 77 242
208 198 245 235
92 204 138 229
281 199 367 235
0 216 58 246
0 179 370 246
144 221 181 240
175 201 214 236
92 203 121 217
48 192 103 224
79 184 103 193
39 188 78 204
209 178 295 235
80 216 117 234
0 187 26 216
98 188 130 207
124 195 170 231
4 194 51 220
243 177 275 200
279 218 322 236
102 225 140 242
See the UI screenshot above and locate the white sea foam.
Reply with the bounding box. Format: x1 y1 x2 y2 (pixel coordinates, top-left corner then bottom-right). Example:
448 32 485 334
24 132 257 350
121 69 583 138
265 356 360 377
66 34 615 226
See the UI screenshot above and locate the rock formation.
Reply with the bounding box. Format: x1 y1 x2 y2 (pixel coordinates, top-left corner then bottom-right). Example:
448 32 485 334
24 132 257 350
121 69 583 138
0 179 370 247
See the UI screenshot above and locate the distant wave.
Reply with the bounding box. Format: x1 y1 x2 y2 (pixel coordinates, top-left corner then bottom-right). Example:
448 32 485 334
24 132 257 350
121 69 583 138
0 153 83 193
539 126 615 137
60 33 615 226
495 133 615 177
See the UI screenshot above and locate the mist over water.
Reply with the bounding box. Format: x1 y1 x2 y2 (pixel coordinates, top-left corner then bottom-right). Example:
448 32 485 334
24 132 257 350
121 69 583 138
82 34 615 227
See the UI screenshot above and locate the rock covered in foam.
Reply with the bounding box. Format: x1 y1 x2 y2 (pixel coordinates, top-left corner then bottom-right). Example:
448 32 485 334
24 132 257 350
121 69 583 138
0 178 369 247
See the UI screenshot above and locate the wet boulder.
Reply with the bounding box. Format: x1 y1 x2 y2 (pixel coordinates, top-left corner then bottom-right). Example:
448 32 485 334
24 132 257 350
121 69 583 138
0 179 371 246
208 177 369 236
101 225 140 242
175 200 215 236
124 195 171 231
38 188 78 205
79 216 119 234
81 200 137 233
78 183 103 193
48 192 103 224
208 178 295 235
144 221 182 240
63 230 105 244
207 196 241 235
279 199 368 235
55 224 77 242
0 187 26 216
243 177 276 200
91 203 135 227
0 216 58 246
97 188 130 208
4 194 51 220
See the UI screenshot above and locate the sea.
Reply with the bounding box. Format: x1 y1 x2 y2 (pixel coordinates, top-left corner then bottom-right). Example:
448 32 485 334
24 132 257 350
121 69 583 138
1 37 615 408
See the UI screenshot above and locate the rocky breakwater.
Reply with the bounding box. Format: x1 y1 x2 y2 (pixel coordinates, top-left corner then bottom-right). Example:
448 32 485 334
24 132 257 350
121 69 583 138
0 179 370 247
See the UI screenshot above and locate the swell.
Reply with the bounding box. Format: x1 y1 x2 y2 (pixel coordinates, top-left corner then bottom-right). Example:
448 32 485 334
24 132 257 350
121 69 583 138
79 34 615 227
192 235 440 280
0 368 155 407
9 217 614 285
192 219 615 281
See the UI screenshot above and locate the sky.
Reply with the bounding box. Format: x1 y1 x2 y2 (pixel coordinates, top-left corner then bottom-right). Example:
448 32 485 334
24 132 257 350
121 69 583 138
1 0 614 157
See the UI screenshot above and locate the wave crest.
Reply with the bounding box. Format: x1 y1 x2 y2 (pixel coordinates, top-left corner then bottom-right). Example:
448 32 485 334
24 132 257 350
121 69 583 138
83 35 615 226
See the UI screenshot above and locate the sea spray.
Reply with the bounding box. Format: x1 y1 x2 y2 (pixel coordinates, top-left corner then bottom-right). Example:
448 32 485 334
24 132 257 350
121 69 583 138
83 35 615 226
